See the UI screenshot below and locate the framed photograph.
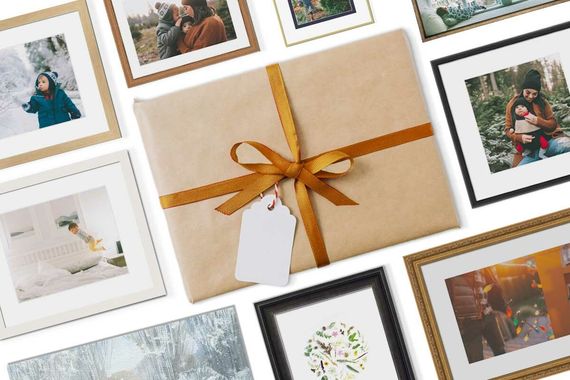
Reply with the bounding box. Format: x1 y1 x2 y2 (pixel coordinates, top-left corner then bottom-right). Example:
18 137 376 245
273 0 374 46
411 0 570 41
8 306 252 379
255 268 414 380
405 209 570 379
433 21 570 207
0 1 120 169
0 152 165 339
103 0 259 87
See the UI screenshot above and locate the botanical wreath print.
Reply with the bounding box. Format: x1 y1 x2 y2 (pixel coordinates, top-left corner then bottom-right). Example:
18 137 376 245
304 321 368 379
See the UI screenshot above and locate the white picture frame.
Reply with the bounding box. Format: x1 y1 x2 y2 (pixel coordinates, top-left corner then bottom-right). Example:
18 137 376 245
0 151 165 339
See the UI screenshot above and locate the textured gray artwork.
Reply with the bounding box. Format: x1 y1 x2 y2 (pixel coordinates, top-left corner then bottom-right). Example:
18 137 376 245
8 307 252 380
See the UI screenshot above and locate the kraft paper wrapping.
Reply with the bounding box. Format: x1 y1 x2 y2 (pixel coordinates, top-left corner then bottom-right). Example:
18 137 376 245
134 30 458 302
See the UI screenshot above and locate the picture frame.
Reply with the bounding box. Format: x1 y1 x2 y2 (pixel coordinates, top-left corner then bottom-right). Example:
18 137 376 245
411 0 570 42
0 1 120 169
103 0 259 87
255 267 415 380
273 0 374 46
405 209 570 380
433 21 570 207
0 151 165 339
7 306 253 379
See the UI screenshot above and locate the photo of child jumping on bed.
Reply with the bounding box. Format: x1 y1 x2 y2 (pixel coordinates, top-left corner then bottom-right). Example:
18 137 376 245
68 222 106 253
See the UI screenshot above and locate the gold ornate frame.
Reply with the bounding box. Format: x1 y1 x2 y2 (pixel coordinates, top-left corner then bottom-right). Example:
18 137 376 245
0 1 121 169
411 0 570 42
405 209 570 379
103 0 259 87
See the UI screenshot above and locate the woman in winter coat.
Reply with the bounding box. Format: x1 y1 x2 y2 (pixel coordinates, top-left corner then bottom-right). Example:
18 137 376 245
504 69 570 167
155 2 183 60
22 71 81 129
177 0 227 54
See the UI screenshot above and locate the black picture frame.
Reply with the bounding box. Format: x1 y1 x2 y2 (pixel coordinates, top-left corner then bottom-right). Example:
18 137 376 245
286 0 357 29
432 21 570 208
255 267 415 380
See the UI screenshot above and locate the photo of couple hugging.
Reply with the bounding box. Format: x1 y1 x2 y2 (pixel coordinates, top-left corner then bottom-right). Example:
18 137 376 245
154 0 230 60
467 56 570 173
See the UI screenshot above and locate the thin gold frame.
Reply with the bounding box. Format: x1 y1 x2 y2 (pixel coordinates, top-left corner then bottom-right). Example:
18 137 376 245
411 0 570 42
0 1 121 169
273 0 375 47
405 209 570 379
103 0 259 87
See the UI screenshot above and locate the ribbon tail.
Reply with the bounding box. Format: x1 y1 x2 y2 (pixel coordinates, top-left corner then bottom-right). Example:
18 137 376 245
216 174 283 215
295 181 330 267
298 169 358 206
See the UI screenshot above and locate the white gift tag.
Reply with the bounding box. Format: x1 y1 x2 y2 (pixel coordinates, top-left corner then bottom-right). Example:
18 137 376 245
235 195 296 286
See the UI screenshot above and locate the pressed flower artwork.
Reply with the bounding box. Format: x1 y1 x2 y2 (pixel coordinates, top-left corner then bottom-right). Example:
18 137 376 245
305 321 368 379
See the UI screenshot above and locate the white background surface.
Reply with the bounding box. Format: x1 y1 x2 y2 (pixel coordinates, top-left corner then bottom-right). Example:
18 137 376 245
1 0 570 379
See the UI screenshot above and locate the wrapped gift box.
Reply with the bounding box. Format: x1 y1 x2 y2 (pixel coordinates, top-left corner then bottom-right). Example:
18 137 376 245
134 30 458 302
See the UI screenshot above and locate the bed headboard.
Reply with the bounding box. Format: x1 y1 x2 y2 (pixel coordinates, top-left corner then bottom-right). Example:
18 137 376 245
8 240 92 280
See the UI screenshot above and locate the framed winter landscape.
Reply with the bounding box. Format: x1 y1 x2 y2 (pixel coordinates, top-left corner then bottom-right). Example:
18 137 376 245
0 152 165 339
7 306 252 379
103 0 259 87
433 21 570 207
405 209 570 379
274 0 374 46
255 268 415 380
0 1 120 169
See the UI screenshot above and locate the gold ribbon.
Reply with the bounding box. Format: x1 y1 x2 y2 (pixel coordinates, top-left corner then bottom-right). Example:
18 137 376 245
160 64 434 268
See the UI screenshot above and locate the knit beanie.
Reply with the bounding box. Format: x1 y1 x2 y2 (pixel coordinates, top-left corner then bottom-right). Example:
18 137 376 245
512 97 533 119
181 0 207 7
36 71 58 90
521 69 542 92
180 15 194 26
155 2 174 21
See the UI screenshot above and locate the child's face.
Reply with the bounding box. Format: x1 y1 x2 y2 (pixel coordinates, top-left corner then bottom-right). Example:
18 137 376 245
37 75 50 93
69 226 79 235
182 21 192 34
515 104 528 117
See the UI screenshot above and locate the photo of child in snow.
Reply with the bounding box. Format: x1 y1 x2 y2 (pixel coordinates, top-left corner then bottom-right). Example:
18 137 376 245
0 34 84 140
287 0 356 28
465 55 570 173
0 187 127 303
446 244 570 363
124 0 237 65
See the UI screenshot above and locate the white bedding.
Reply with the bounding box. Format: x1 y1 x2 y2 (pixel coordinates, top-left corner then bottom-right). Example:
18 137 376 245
15 260 128 302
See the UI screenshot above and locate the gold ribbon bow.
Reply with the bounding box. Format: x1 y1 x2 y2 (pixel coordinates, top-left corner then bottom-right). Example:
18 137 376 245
160 64 434 268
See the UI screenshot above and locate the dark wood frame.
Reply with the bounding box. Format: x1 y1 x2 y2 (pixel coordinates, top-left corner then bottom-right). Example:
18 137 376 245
405 208 570 379
103 0 259 87
432 21 570 208
255 267 415 380
411 0 570 42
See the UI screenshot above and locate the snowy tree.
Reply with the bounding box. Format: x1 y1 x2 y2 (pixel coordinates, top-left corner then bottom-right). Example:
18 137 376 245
0 48 32 115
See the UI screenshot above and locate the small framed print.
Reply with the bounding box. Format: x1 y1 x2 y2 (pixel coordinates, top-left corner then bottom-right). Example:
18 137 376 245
0 1 120 169
273 0 374 46
405 209 570 380
0 152 165 339
8 306 253 379
255 268 414 380
103 0 259 87
411 0 569 42
433 21 570 207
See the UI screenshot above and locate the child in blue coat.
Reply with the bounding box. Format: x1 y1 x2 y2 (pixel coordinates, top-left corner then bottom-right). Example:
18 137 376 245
22 71 81 128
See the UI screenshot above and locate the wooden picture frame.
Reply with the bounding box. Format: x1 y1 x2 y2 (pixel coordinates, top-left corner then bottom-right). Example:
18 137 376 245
411 0 570 42
405 209 570 379
255 267 415 380
432 21 570 207
0 1 120 169
103 0 259 87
